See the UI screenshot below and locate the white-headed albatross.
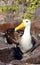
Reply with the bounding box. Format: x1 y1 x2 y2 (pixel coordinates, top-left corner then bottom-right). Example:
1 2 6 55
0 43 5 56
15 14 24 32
15 19 35 53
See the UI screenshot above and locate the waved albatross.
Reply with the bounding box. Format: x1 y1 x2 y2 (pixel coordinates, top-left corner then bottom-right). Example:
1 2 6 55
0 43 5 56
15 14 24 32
15 19 36 53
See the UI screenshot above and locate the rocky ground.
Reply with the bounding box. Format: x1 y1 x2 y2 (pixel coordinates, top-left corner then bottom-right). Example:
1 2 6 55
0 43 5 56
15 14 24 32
0 21 40 65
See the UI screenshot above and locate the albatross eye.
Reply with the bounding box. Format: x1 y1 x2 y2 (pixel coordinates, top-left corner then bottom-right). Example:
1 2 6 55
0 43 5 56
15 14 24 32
26 21 28 23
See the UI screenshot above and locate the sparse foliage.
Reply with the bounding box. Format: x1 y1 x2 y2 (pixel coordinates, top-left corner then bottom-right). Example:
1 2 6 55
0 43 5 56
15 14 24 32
0 0 40 20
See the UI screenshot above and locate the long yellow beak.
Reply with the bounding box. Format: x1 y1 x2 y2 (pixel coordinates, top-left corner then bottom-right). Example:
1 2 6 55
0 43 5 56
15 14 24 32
15 22 24 31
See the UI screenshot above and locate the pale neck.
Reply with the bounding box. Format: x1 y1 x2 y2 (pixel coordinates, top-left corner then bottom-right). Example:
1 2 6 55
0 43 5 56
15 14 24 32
24 25 31 36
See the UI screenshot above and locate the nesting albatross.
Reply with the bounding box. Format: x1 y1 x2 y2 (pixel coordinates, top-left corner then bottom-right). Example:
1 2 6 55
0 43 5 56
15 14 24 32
15 19 36 53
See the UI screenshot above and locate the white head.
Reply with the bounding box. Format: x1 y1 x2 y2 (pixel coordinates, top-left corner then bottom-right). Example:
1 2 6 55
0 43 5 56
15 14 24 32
23 19 31 27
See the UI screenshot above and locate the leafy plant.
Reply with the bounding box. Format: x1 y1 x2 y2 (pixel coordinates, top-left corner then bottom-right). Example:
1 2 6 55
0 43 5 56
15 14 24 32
23 0 40 20
0 0 40 20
